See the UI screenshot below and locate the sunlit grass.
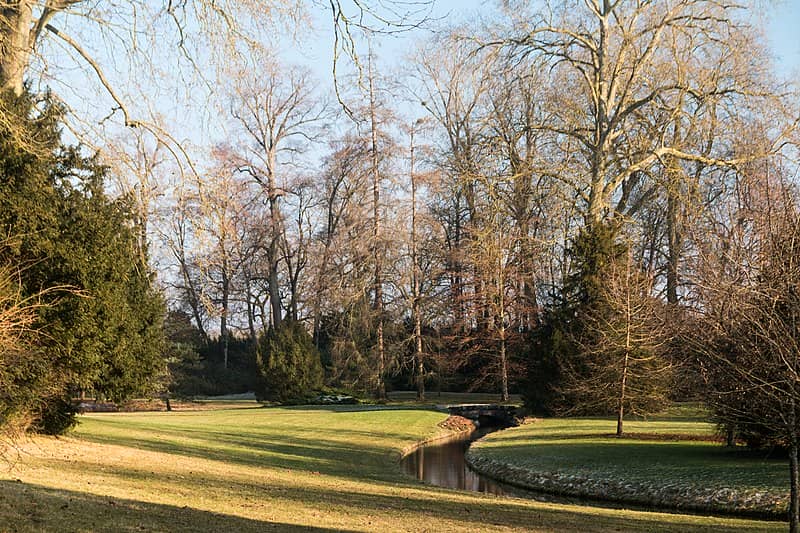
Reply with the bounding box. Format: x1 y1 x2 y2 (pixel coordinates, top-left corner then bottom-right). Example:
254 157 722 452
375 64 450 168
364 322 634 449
470 416 788 515
0 403 785 531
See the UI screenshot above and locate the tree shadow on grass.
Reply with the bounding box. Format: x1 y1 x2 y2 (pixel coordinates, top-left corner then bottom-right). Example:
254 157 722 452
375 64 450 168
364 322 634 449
50 411 785 531
75 426 396 480
0 480 354 532
18 446 786 532
74 413 447 483
0 472 781 533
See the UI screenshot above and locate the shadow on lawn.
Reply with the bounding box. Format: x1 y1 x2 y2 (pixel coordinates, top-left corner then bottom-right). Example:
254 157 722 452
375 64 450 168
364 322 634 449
474 439 788 492
0 480 353 532
49 410 785 531
0 469 781 533
75 425 397 480
74 411 444 481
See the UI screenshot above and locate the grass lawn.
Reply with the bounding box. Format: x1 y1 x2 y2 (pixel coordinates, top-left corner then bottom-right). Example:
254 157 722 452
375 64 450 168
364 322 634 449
0 403 784 531
468 417 789 516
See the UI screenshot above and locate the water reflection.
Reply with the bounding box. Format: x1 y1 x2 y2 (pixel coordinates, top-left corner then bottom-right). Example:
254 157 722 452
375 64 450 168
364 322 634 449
400 428 750 517
402 428 511 495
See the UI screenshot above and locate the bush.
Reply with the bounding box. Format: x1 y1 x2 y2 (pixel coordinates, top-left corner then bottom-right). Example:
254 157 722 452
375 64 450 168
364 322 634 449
33 394 77 435
255 321 323 403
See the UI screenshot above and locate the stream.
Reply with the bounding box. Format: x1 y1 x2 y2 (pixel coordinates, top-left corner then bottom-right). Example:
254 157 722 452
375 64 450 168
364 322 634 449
400 426 567 501
400 427 510 495
400 425 779 520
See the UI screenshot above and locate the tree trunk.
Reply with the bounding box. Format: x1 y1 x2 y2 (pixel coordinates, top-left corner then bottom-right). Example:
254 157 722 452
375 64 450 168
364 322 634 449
791 435 800 532
410 127 424 401
268 215 282 329
726 425 736 447
368 50 385 399
266 148 283 329
245 276 257 340
790 403 799 533
587 3 610 229
497 239 509 402
617 251 632 437
415 324 425 401
499 329 509 402
313 243 332 348
221 269 230 370
666 158 682 304
0 2 34 95
616 359 627 437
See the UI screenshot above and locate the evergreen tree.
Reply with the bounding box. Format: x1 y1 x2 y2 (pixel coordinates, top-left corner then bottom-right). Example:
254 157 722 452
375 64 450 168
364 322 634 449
0 86 165 433
524 223 623 414
525 223 671 424
255 321 323 403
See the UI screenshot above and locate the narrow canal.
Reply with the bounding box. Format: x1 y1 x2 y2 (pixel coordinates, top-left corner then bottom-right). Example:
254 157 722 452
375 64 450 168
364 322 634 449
400 425 775 520
400 426 566 501
401 425 633 507
400 427 511 495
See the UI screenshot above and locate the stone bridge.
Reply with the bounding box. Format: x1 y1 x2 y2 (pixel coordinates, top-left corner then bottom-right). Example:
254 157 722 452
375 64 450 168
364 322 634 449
446 404 520 428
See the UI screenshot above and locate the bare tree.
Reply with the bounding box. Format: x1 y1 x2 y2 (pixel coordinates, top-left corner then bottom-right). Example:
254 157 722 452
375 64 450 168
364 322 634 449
691 166 800 530
488 0 791 229
365 49 388 399
281 176 316 323
102 131 167 263
310 136 371 347
412 34 493 334
227 57 328 329
200 157 249 369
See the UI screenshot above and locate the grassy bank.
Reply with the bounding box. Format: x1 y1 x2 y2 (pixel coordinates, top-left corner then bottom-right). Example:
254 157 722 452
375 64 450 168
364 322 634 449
0 404 785 531
467 417 789 517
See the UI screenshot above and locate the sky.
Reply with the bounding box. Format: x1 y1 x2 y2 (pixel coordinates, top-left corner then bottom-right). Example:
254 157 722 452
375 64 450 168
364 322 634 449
267 0 800 138
289 1 800 82
47 1 800 172
766 0 800 78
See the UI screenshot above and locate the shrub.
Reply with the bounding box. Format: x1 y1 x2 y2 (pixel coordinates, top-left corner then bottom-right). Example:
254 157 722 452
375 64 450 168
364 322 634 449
255 321 323 403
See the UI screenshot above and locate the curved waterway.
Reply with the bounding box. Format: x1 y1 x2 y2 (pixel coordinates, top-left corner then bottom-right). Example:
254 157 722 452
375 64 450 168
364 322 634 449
401 427 565 501
400 427 781 520
401 428 510 495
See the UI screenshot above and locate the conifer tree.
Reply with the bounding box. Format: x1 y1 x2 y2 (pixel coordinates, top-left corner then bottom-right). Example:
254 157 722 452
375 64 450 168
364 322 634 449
0 86 164 434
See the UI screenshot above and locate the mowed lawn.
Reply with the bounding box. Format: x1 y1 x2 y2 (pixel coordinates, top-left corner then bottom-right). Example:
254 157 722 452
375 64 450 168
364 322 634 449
469 417 789 514
0 405 785 532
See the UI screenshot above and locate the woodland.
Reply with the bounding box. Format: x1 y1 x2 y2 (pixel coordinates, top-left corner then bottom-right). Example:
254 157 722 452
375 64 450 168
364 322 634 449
1 0 800 527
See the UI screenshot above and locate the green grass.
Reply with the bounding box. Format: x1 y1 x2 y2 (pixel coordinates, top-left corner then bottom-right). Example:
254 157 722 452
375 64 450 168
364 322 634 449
0 403 785 531
643 402 711 422
469 416 789 515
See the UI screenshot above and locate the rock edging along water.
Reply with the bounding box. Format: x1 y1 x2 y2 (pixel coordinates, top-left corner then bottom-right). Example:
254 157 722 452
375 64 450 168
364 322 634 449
398 415 476 460
465 448 788 520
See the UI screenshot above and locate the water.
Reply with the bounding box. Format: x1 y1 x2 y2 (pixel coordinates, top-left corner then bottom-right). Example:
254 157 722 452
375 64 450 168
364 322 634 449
400 428 781 520
400 428 512 495
401 428 604 504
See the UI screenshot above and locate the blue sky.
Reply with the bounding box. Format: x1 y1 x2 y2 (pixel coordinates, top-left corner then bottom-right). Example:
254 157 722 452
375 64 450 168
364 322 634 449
292 1 800 83
766 0 800 78
57 1 798 169
287 1 800 131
